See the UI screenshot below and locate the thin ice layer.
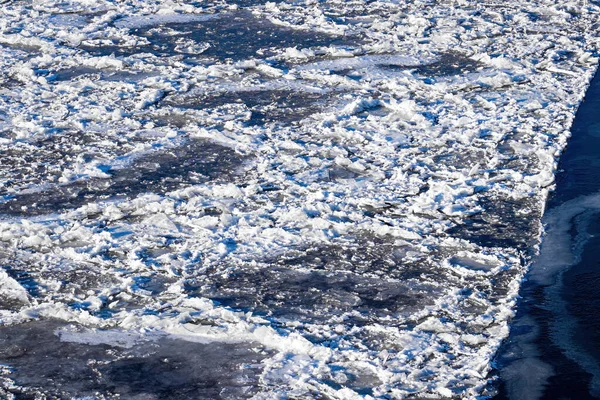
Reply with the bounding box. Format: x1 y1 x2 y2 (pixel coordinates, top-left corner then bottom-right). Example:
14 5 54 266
0 0 598 399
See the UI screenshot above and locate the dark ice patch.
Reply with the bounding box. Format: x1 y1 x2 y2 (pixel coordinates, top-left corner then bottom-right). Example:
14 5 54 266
84 11 353 62
49 67 156 83
380 51 483 77
327 166 362 181
165 89 332 126
0 42 42 55
0 140 246 216
0 320 270 399
0 131 113 195
196 267 435 325
447 194 542 251
189 239 441 326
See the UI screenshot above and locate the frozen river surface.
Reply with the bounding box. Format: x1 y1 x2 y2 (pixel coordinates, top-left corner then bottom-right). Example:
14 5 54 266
0 0 598 399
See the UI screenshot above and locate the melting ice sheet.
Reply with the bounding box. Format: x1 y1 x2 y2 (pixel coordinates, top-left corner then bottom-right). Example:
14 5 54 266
0 0 599 399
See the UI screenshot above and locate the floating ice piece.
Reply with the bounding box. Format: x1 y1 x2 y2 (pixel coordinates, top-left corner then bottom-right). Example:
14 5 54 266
0 269 30 308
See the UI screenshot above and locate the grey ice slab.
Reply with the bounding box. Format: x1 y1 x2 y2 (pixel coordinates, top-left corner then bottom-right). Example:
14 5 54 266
0 139 246 216
165 88 333 126
0 132 102 193
0 320 270 399
447 194 543 251
195 266 438 325
48 67 157 83
380 51 484 78
84 11 355 62
189 239 442 326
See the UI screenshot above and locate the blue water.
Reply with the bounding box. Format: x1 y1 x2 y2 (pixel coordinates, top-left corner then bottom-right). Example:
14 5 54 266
494 69 600 399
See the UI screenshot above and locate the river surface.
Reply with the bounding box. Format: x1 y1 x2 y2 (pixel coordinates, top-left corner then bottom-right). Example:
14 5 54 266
0 1 598 399
494 70 600 399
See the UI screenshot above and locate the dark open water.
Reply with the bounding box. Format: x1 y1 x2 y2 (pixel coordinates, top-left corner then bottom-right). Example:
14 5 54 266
494 70 600 399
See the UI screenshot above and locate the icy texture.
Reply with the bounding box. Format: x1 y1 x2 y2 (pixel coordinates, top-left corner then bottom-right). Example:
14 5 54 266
0 0 598 399
0 320 271 399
